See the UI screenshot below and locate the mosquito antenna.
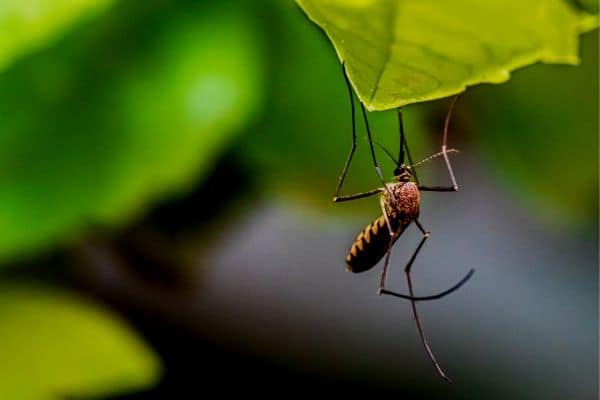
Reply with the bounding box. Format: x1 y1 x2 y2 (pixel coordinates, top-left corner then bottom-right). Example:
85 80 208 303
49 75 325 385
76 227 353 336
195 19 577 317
375 141 398 165
413 149 460 168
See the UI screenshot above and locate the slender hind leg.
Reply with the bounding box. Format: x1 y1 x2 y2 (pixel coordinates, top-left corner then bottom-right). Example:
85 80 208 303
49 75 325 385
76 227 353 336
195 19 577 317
441 96 460 190
419 96 460 192
377 201 473 301
380 219 474 380
405 220 450 382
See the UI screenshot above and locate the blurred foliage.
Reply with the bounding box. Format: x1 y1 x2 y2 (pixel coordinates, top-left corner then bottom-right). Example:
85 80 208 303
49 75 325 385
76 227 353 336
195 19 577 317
0 1 264 263
296 0 598 110
0 0 116 72
469 31 598 227
0 283 160 399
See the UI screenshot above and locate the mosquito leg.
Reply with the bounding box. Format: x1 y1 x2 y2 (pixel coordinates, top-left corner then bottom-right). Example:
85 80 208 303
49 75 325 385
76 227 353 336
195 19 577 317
335 64 392 201
378 197 398 295
381 269 474 301
378 223 454 379
360 102 395 202
417 96 462 192
403 222 430 275
378 215 473 300
380 219 474 301
405 220 451 382
398 109 420 186
380 197 394 237
334 63 359 199
333 187 383 202
418 186 457 192
441 96 460 191
380 240 394 295
376 199 457 300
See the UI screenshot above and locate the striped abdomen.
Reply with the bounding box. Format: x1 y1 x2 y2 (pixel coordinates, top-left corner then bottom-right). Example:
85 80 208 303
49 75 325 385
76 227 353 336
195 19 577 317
346 215 406 273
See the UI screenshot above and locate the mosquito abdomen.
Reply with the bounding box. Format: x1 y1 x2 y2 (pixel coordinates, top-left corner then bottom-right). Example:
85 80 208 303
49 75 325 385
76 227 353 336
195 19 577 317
346 215 404 273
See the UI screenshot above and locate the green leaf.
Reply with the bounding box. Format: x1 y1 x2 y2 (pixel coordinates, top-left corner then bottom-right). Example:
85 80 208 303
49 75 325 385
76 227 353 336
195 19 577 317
0 0 116 72
0 3 264 263
296 0 598 110
0 283 160 399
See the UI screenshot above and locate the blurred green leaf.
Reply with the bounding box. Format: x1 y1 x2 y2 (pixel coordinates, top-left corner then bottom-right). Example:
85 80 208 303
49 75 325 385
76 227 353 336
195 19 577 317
0 2 264 263
469 31 598 228
0 283 160 399
0 0 115 72
296 0 598 110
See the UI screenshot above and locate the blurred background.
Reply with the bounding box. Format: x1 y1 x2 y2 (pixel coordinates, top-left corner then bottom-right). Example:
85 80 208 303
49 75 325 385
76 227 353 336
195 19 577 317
0 1 597 399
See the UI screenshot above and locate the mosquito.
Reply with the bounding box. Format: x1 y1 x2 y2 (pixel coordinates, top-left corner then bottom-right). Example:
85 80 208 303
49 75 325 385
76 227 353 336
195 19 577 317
333 64 475 382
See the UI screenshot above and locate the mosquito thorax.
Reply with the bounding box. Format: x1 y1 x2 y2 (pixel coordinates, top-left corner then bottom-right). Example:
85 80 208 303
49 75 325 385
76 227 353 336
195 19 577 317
393 165 412 183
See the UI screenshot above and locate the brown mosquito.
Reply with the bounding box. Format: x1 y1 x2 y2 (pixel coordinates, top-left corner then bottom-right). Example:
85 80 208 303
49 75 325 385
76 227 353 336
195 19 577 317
333 64 474 382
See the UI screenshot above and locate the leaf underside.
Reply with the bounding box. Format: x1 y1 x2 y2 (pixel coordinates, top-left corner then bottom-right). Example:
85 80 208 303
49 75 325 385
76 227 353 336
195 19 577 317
297 0 598 110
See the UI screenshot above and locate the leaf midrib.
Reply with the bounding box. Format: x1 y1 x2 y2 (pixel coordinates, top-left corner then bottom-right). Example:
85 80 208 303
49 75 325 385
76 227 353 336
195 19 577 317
369 0 398 103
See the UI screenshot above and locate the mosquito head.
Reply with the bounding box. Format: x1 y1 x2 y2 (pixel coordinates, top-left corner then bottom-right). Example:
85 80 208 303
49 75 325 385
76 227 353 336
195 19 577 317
393 164 412 182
